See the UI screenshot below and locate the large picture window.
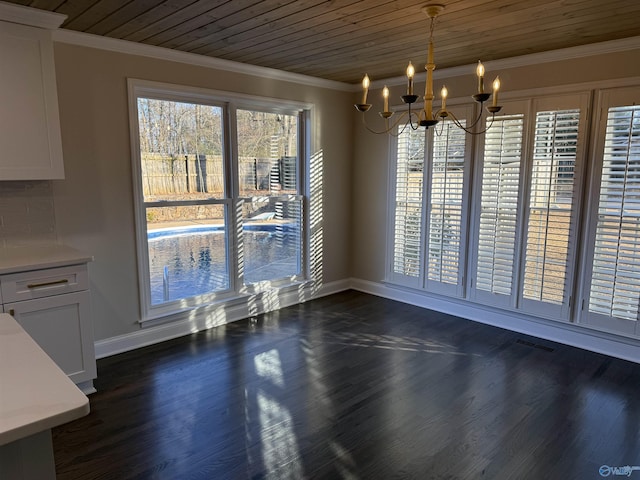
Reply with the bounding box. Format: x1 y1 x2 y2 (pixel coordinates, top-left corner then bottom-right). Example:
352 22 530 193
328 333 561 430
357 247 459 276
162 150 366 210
129 81 308 321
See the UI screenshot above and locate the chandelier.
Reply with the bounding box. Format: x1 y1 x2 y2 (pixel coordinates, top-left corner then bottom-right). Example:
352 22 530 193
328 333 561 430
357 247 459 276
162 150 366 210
354 3 502 135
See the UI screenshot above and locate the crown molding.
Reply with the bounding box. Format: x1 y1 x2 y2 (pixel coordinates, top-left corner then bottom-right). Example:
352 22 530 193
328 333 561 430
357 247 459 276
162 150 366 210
52 29 352 92
0 1 66 29
367 36 640 90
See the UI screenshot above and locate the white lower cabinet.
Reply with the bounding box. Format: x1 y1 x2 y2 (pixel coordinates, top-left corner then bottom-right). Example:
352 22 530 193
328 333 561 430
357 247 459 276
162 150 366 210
1 264 96 393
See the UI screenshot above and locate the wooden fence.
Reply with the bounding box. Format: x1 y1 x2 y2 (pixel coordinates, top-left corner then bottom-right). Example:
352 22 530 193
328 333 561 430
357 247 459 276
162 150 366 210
141 154 296 198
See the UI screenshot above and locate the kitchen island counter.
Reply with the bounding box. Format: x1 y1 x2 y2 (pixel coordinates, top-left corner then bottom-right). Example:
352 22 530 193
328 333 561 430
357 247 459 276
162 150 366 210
0 312 89 478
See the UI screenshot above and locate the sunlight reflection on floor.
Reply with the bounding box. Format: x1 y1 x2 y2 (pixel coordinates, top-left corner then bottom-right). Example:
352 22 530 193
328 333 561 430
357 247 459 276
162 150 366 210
254 349 304 478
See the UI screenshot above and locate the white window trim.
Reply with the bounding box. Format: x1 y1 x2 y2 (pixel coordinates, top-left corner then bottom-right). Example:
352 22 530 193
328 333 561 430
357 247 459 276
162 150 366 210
127 78 313 323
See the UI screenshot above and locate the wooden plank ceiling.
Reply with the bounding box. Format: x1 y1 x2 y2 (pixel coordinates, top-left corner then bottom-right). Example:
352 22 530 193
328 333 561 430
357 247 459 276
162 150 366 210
7 0 640 83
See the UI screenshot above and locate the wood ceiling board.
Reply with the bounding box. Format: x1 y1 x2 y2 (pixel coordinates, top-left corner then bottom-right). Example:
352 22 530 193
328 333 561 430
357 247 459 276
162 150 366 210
211 0 426 64
264 1 640 80
83 0 178 36
103 0 205 39
173 0 335 53
29 0 64 8
125 0 263 44
63 0 133 30
253 0 591 70
188 0 370 57
210 0 430 66
7 0 640 83
55 0 101 25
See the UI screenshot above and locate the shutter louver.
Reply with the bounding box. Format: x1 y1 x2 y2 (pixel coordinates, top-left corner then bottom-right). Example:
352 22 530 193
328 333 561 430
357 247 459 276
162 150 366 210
428 121 465 285
523 110 580 305
476 114 524 295
589 105 640 321
393 127 425 277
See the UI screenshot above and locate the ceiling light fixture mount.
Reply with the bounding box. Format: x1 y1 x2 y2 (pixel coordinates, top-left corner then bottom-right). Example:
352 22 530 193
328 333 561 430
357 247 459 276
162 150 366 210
355 3 502 135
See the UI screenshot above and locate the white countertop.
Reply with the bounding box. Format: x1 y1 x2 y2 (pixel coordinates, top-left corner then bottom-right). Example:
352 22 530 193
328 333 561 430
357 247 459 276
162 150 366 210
0 244 93 275
0 313 89 446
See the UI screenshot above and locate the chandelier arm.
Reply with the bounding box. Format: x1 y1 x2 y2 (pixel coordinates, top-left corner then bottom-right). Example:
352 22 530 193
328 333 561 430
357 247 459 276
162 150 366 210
445 109 489 136
473 111 498 135
463 104 488 130
391 110 421 136
359 110 411 135
408 102 420 130
444 110 465 130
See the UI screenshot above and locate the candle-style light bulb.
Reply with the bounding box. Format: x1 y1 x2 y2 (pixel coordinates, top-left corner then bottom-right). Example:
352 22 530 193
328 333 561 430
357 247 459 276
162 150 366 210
492 76 501 107
476 61 485 94
383 85 390 112
441 85 448 111
362 74 370 104
406 62 415 95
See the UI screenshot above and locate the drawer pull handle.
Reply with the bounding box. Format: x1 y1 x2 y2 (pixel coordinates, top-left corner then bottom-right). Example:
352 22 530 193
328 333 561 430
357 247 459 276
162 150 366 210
27 279 69 289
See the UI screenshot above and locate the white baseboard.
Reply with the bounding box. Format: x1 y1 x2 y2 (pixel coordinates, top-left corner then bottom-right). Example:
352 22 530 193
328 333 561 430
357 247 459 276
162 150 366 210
94 279 350 359
95 276 639 364
350 278 640 364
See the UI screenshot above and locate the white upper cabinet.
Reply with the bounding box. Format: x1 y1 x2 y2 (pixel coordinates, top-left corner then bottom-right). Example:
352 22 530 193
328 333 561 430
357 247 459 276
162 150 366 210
0 3 66 180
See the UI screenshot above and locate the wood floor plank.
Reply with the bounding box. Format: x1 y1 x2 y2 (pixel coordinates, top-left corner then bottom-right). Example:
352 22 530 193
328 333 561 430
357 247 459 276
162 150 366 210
52 290 640 479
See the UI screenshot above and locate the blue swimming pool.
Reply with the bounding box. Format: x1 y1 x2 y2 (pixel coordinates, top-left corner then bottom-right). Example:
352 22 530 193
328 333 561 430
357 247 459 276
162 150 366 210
148 224 300 305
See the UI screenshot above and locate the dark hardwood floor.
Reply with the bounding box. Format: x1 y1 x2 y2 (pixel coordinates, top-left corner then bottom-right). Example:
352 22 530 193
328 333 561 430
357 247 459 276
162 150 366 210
52 290 640 479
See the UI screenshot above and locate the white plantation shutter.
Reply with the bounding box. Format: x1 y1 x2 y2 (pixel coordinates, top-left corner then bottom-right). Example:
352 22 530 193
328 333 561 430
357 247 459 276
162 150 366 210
426 120 467 293
391 126 426 282
474 114 524 302
522 109 581 311
587 103 640 329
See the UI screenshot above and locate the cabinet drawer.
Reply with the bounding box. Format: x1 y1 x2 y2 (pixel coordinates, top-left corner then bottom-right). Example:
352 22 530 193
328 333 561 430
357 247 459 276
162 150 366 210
1 264 88 302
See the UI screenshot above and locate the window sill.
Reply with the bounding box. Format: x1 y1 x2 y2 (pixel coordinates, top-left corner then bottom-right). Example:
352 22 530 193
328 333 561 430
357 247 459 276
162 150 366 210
139 279 311 328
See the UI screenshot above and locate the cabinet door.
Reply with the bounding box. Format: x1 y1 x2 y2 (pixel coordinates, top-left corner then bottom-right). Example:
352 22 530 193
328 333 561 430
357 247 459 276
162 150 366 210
0 21 64 180
5 291 96 384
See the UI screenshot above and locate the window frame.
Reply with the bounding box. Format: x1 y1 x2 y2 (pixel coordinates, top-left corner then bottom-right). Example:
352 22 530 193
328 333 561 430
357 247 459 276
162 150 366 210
578 86 640 336
128 79 311 322
517 93 591 320
468 99 530 309
386 103 474 295
423 105 475 297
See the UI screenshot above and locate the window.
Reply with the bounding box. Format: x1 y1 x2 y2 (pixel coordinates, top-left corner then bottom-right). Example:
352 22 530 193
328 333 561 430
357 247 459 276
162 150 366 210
582 87 640 335
389 106 473 294
389 125 425 286
390 94 589 321
472 95 588 317
236 109 303 285
521 108 582 317
472 112 525 306
129 81 309 321
424 117 471 296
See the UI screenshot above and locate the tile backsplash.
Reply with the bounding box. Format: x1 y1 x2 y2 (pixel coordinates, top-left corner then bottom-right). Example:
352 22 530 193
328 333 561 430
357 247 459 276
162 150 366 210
0 181 57 247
